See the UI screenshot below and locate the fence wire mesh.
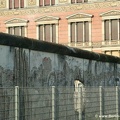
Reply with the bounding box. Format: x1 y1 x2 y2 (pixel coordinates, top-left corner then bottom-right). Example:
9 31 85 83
0 87 15 120
19 87 52 120
0 86 120 120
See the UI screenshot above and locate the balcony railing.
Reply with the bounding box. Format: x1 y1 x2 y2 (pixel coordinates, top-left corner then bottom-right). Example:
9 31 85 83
63 40 120 48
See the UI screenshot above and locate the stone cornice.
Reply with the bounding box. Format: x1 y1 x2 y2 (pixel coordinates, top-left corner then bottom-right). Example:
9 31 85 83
4 18 29 27
0 1 119 16
100 10 120 16
35 15 60 25
35 16 60 22
5 18 29 24
66 13 93 19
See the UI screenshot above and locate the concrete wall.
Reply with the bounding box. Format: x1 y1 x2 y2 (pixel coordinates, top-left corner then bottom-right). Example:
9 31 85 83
0 43 120 120
0 44 120 87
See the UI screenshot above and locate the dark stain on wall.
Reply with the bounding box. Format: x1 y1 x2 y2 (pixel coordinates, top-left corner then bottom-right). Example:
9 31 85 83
14 48 29 87
0 47 120 87
0 33 120 87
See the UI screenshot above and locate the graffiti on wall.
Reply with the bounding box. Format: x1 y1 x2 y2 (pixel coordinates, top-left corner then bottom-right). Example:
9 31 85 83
0 48 120 87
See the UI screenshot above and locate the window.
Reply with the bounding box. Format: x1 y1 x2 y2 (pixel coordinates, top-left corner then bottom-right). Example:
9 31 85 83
100 10 120 42
71 0 88 3
66 13 92 45
9 0 24 9
104 19 120 41
70 21 89 43
39 0 55 6
8 26 25 37
5 18 28 37
35 16 59 43
38 24 56 43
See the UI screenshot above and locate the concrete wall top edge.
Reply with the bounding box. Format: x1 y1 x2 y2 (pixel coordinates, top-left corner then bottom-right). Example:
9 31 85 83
0 32 120 64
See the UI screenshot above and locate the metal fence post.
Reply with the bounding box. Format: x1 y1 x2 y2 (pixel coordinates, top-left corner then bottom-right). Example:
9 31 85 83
52 86 55 120
78 86 82 120
99 86 103 120
116 86 119 120
15 86 19 120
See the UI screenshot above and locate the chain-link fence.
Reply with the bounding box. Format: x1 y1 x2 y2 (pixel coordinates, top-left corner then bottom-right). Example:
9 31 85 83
0 86 120 120
0 87 15 120
83 86 120 120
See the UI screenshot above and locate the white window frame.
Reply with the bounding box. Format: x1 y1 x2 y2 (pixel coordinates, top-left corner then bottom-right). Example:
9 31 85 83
35 16 59 43
66 13 92 46
37 0 56 7
100 10 120 45
7 0 26 9
5 18 28 37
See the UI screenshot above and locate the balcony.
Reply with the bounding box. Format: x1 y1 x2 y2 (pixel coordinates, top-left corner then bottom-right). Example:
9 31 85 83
64 40 120 49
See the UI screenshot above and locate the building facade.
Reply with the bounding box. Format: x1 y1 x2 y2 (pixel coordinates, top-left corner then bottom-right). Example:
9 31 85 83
0 0 120 56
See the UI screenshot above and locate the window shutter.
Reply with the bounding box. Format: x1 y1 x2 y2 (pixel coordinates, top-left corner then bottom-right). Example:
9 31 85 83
71 0 75 3
84 0 88 2
14 27 19 35
14 0 19 9
111 19 118 40
71 23 75 42
45 0 50 6
39 25 43 40
8 27 13 34
9 0 12 9
52 24 56 43
51 0 55 5
45 24 50 42
77 22 83 42
84 21 89 42
21 26 25 37
21 0 24 8
104 20 109 41
77 0 82 3
39 0 43 6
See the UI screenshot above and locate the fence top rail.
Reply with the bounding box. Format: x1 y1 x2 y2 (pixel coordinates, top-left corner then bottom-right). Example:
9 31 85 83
0 86 120 89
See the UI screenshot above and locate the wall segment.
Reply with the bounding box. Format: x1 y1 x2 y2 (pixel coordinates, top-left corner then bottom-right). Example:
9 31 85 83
0 33 120 87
